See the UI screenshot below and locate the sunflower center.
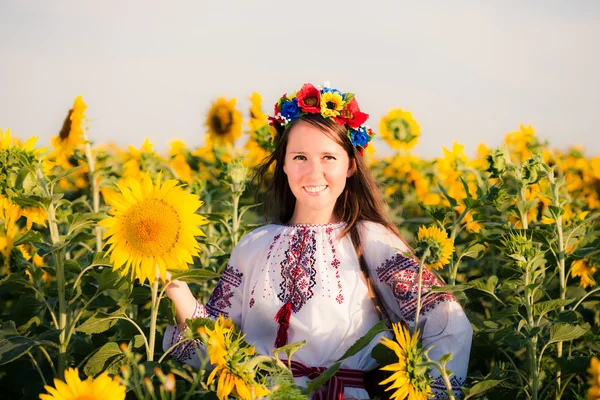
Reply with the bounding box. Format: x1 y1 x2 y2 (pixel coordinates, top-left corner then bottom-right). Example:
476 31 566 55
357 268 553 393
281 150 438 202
124 198 180 256
389 118 414 142
210 107 234 135
326 101 336 110
58 109 74 140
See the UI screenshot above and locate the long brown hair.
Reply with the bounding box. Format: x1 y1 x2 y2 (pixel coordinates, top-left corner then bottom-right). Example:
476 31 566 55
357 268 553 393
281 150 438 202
252 113 411 258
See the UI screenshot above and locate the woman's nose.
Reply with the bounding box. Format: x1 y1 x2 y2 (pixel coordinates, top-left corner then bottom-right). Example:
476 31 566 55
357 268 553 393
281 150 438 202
305 160 324 178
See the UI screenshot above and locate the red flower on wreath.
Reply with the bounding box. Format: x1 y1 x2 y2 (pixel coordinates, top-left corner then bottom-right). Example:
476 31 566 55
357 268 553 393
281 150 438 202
296 83 321 113
344 98 369 128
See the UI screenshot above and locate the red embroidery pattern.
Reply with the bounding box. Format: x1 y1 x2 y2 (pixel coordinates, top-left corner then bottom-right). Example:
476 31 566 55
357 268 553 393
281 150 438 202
376 253 456 321
169 303 207 362
277 227 317 312
326 228 344 304
250 233 281 308
206 264 243 318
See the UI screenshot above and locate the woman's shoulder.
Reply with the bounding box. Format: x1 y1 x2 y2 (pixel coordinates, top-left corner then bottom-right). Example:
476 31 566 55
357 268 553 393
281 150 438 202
358 220 396 237
236 223 287 248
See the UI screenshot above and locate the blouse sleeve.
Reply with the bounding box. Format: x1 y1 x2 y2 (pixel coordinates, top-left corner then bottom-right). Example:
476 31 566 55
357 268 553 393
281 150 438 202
359 222 473 399
162 239 247 368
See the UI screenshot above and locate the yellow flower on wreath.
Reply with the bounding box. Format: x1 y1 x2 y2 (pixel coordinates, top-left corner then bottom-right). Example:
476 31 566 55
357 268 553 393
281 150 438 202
206 97 243 147
320 91 344 118
379 108 420 151
39 367 125 400
51 95 87 163
99 172 208 284
379 322 433 400
415 226 455 270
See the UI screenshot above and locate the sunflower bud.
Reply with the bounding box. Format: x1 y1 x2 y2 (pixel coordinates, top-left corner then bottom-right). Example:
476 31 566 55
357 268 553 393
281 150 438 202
487 149 510 178
500 232 542 268
226 159 248 194
521 155 546 185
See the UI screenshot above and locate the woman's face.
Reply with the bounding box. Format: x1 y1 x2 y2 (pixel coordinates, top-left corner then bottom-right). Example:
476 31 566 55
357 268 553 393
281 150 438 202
283 120 355 224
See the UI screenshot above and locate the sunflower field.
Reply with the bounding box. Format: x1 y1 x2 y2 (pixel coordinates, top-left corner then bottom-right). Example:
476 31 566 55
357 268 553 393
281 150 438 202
1 93 599 400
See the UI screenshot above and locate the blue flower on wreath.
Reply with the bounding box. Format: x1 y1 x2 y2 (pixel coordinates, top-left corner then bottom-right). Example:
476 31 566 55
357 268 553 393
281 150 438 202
349 127 370 148
281 99 300 120
322 87 343 97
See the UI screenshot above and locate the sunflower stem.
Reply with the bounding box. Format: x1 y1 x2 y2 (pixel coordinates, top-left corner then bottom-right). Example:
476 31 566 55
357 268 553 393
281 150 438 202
549 169 566 399
449 209 468 286
232 193 240 246
524 264 539 400
82 132 102 252
413 247 430 335
148 280 160 362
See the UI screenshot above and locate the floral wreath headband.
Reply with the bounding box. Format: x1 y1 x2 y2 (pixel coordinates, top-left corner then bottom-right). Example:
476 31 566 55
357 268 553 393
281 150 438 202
267 83 375 156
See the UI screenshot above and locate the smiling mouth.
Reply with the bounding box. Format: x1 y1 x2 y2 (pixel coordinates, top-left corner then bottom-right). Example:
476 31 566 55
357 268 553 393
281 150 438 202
304 185 328 194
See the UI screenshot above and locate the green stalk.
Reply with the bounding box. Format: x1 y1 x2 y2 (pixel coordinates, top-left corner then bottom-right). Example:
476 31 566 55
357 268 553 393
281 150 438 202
550 172 566 399
449 208 467 285
524 267 539 400
48 202 67 379
83 134 102 251
232 193 240 246
413 248 430 334
148 280 160 362
519 184 529 230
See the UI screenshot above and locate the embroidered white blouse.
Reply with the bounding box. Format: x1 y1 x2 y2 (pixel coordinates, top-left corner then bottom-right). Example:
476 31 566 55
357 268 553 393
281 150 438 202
163 221 473 399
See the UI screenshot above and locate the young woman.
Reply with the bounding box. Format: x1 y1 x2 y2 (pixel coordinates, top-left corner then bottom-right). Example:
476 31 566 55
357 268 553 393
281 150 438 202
162 83 472 399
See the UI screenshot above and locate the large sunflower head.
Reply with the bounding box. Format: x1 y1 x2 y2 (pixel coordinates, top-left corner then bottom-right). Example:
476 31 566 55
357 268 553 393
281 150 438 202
99 172 208 284
51 95 87 162
379 108 420 151
415 226 454 270
39 367 126 400
206 97 243 147
379 322 433 400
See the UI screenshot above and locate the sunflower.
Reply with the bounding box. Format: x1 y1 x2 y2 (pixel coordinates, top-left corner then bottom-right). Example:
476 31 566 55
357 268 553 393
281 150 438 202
379 322 433 400
379 108 420 151
571 259 597 289
99 172 208 284
320 91 344 118
204 316 271 400
51 95 87 163
588 357 600 400
249 92 268 124
206 97 243 147
39 367 126 400
414 226 454 270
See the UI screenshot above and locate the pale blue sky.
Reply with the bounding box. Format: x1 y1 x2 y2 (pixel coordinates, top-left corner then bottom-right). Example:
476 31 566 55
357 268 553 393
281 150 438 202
1 1 599 158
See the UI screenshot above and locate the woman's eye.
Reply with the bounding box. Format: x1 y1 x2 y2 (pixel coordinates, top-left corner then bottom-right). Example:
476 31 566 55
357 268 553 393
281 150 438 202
293 155 306 160
324 155 336 160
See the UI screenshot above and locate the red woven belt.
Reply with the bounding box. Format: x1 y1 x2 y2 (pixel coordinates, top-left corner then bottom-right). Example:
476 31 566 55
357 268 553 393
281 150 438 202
288 360 365 400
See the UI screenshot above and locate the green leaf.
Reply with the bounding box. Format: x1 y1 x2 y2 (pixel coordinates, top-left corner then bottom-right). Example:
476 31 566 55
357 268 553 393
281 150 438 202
548 323 589 344
462 197 482 209
306 361 341 393
337 320 387 361
460 243 486 260
91 268 126 292
83 342 125 377
49 164 84 186
462 379 505 399
438 183 458 209
0 321 59 366
13 230 44 247
532 299 574 320
418 203 449 225
308 320 387 392
76 311 121 335
67 212 106 235
429 284 472 294
64 260 83 274
170 269 221 282
0 273 33 293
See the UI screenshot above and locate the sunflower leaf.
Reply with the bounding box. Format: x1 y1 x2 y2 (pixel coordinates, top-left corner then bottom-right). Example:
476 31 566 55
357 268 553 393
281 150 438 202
532 299 574 319
548 323 590 344
83 341 125 377
12 230 44 247
75 310 121 335
337 319 387 362
438 183 458 209
170 269 221 282
306 361 341 393
462 379 505 399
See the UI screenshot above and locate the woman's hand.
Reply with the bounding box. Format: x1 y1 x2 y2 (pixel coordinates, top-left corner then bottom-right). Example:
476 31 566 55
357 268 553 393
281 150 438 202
155 264 172 284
